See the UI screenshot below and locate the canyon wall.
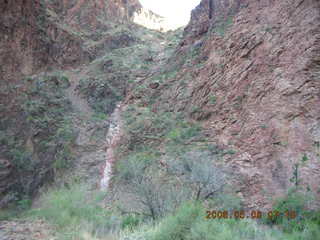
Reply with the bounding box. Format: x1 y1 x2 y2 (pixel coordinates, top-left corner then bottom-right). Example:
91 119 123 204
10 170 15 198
0 0 165 207
2 0 319 209
150 0 320 208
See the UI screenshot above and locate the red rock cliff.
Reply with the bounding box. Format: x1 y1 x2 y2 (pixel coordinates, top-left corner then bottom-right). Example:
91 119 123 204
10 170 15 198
155 0 320 208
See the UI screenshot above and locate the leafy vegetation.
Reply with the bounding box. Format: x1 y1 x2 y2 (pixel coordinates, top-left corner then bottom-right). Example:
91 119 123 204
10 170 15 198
78 75 124 114
2 5 319 240
0 73 76 205
110 100 320 240
113 105 228 220
77 38 158 114
22 74 76 172
264 189 320 234
120 200 320 240
4 183 318 240
28 184 121 240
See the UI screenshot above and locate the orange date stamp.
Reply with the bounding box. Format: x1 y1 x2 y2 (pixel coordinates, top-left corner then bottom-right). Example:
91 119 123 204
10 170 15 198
205 210 297 220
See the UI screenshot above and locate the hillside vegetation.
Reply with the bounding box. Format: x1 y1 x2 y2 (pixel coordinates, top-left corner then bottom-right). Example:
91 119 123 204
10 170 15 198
1 0 320 239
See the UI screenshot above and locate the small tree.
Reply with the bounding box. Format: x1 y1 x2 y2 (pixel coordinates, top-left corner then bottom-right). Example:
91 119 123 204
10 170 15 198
116 153 190 220
290 154 309 188
167 150 225 200
129 173 190 220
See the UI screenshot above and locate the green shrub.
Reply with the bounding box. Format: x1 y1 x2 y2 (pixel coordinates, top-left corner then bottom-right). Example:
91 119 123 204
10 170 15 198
9 148 34 171
121 215 140 230
166 124 201 144
209 96 217 104
28 184 120 239
122 201 320 240
151 202 202 240
115 151 155 181
93 112 108 121
17 196 32 211
146 202 274 240
265 189 319 233
116 154 190 220
77 76 124 114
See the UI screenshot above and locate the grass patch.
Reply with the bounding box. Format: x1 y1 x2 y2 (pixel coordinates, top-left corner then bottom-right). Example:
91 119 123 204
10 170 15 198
121 201 320 240
28 184 120 239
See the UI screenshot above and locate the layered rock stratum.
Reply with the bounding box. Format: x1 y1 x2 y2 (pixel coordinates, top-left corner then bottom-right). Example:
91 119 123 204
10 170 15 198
134 0 320 208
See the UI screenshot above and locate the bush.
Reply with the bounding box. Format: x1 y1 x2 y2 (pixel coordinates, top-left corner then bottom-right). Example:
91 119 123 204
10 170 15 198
121 215 140 230
8 147 34 171
28 184 120 239
118 106 226 219
22 75 76 172
17 196 32 211
78 76 123 114
166 123 201 144
128 202 266 240
116 155 190 220
116 151 154 181
151 202 202 240
122 105 201 153
167 150 225 200
121 201 320 240
265 189 319 233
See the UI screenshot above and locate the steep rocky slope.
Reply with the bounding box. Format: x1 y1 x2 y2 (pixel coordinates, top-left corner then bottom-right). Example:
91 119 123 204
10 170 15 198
1 0 319 214
1 0 320 239
0 0 167 208
124 0 320 208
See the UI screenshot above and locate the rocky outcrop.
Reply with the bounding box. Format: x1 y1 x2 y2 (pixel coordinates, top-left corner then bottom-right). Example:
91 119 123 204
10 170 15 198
0 0 91 84
0 0 47 82
46 0 168 31
182 0 243 45
133 8 168 31
151 0 320 208
47 0 142 29
0 0 91 206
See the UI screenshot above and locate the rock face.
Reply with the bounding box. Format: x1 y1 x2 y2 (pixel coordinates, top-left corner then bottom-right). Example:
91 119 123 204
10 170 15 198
1 0 319 210
0 0 90 84
183 0 243 44
133 8 168 31
0 0 165 85
48 0 142 28
152 0 320 208
46 0 168 31
0 0 166 207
